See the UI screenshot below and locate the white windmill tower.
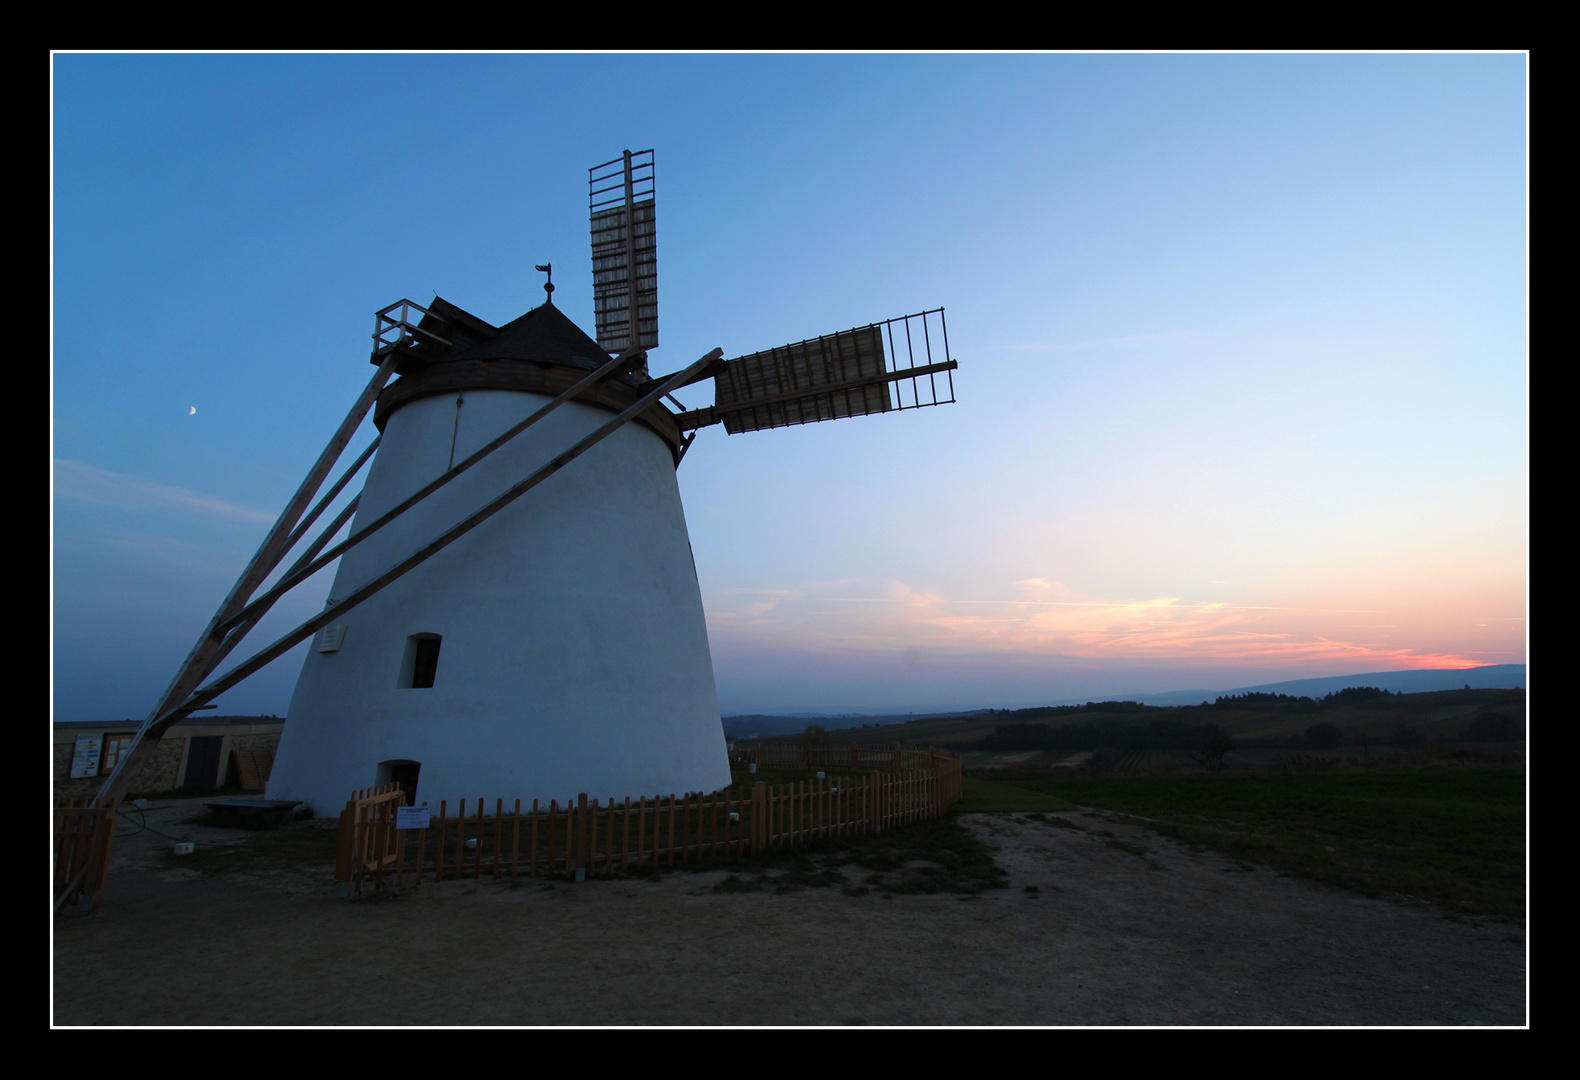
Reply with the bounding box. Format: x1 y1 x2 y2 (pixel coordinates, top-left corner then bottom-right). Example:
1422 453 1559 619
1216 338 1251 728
94 150 958 814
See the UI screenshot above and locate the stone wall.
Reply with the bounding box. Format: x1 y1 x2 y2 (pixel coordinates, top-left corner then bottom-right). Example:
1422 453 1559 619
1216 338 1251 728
53 722 284 801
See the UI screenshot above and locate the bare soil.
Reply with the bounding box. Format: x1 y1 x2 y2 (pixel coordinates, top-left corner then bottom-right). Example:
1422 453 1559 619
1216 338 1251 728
53 800 1526 1026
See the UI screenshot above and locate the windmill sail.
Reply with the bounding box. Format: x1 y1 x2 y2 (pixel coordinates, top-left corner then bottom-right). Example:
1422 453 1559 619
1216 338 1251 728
716 325 891 433
674 309 957 435
589 149 658 354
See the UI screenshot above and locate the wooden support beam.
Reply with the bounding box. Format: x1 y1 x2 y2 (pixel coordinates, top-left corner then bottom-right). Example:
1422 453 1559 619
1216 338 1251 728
648 355 728 394
96 351 402 804
136 348 726 734
280 436 379 554
201 493 363 687
214 344 651 640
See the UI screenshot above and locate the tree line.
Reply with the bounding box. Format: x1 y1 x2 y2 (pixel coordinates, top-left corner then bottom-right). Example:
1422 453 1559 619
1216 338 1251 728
956 717 1236 754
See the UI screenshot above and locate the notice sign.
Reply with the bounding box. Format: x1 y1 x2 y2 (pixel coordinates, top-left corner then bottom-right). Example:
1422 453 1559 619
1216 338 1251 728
69 735 104 779
396 805 430 830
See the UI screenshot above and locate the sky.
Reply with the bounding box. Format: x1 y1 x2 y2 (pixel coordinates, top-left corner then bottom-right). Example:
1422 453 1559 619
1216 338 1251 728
51 53 1528 721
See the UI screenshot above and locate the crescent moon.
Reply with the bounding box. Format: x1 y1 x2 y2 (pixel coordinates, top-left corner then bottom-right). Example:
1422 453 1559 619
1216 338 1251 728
189 406 197 415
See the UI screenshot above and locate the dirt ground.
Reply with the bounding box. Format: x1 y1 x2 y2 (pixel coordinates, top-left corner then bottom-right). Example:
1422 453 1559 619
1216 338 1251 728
52 800 1527 1027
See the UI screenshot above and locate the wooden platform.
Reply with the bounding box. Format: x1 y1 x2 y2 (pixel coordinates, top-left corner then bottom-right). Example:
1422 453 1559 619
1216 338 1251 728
202 798 302 822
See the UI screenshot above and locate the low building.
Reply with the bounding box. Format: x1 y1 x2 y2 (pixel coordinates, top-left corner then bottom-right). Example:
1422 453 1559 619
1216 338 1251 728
53 716 285 801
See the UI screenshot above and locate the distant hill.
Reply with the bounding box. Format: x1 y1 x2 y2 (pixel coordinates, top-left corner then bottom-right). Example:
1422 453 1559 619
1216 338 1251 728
1129 665 1525 707
720 665 1526 727
721 710 989 741
743 686 1524 751
720 665 1527 747
942 686 1525 751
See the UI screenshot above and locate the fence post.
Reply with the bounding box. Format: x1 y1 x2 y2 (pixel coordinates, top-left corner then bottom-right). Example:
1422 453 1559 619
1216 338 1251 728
575 793 588 881
870 771 882 833
53 799 117 912
752 782 766 852
893 742 902 769
84 799 115 910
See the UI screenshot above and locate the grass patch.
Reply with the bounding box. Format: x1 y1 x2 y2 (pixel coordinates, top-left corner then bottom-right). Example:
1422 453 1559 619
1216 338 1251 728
187 807 297 831
953 776 1077 813
703 816 1009 897
161 821 341 880
1008 767 1525 922
727 769 1077 813
1103 838 1149 856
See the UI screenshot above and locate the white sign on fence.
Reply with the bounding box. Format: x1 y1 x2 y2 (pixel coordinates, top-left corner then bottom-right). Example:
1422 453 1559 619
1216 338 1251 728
69 735 104 779
396 805 430 830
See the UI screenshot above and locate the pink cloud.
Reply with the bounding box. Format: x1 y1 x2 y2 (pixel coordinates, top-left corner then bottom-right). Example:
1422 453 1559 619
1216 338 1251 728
703 579 1495 672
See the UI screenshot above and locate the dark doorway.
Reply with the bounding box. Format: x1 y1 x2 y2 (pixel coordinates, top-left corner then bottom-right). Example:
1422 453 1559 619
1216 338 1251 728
390 762 421 806
183 736 224 790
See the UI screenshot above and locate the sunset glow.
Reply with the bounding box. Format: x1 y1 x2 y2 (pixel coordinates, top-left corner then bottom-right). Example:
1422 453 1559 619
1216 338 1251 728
704 579 1499 671
52 54 1526 719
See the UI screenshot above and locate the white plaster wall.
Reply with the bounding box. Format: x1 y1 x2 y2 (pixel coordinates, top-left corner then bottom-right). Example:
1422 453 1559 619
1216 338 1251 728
267 388 728 812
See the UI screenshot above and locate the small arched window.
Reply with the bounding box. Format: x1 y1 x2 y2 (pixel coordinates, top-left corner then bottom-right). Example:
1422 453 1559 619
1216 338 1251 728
399 633 442 689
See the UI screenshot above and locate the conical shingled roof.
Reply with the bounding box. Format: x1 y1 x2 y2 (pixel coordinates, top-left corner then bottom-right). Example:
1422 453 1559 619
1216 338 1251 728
383 296 627 378
450 301 617 375
371 295 676 449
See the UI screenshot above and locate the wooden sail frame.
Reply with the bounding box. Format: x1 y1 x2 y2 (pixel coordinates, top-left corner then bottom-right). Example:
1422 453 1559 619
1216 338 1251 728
670 309 957 435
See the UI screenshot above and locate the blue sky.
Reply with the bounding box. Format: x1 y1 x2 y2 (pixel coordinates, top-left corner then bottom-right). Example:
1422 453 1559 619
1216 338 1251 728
52 53 1527 720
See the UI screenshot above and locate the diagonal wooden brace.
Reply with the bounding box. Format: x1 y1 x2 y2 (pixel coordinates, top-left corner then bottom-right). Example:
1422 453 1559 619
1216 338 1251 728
130 348 725 748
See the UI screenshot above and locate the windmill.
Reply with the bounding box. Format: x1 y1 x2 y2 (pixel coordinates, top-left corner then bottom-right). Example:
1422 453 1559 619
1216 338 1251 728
93 149 958 812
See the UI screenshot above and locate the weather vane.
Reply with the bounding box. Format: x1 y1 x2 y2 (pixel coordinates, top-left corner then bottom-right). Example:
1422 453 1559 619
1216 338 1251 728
535 263 553 304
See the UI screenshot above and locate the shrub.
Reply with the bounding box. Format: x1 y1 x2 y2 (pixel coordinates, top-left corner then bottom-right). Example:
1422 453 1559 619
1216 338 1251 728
799 724 828 764
1196 729 1236 772
1305 722 1343 748
1462 711 1522 743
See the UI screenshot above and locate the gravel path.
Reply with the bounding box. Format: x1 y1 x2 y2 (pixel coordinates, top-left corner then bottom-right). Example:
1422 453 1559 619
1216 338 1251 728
52 807 1526 1027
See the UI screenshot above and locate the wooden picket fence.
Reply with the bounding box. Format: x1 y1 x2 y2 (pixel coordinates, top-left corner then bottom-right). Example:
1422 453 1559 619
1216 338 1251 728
738 742 965 811
54 797 117 912
337 753 963 897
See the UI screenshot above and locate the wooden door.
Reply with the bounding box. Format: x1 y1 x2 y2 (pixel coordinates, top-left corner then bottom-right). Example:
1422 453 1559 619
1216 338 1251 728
182 736 224 790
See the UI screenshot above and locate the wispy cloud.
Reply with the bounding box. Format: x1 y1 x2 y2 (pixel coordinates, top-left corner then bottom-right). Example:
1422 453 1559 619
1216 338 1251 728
54 460 275 525
704 578 1483 671
818 596 1385 615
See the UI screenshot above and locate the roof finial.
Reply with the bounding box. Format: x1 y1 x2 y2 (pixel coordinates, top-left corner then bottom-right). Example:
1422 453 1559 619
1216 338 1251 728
535 263 554 305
